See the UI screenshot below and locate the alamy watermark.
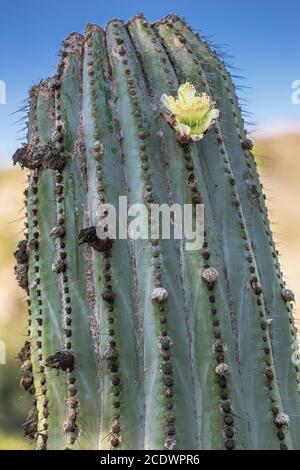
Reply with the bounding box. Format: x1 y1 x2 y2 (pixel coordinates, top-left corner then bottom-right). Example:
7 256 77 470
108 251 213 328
95 196 204 251
0 340 6 365
0 80 6 104
291 80 300 105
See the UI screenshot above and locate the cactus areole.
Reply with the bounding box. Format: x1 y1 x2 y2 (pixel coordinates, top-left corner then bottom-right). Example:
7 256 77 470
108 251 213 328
13 14 300 450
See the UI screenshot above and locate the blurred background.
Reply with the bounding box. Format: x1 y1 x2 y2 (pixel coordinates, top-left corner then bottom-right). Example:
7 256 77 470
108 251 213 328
0 0 299 449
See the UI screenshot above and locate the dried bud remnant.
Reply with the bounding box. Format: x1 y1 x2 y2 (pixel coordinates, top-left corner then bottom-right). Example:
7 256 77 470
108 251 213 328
281 288 295 302
79 227 113 253
12 143 68 171
45 350 74 372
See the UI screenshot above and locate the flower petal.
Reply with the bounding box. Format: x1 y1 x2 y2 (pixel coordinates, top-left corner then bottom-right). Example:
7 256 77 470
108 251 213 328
176 123 191 134
175 123 191 141
160 94 176 114
210 108 220 120
178 81 196 104
191 133 204 141
161 82 219 143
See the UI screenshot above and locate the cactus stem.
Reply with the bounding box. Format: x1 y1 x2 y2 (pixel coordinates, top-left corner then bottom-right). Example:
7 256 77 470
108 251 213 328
15 14 300 451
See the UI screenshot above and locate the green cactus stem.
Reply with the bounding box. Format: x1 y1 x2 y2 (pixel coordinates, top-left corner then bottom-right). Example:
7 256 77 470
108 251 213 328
13 14 300 450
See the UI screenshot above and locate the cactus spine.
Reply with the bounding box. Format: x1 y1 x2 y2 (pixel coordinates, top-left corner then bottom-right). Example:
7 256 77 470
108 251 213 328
14 14 300 450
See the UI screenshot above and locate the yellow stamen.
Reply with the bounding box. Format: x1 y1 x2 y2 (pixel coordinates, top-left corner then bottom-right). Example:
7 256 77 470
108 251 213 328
161 81 219 141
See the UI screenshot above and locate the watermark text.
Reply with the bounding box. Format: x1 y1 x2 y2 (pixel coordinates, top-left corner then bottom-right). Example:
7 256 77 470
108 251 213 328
0 340 6 365
96 197 204 251
0 80 6 104
291 80 300 104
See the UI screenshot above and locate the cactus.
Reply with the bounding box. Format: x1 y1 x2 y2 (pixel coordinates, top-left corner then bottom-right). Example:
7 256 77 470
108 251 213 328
13 14 300 450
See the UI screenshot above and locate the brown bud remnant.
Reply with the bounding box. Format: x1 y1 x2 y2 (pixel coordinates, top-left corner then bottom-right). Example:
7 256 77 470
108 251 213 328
45 350 74 372
254 285 262 296
18 340 31 362
24 408 38 439
93 140 104 155
79 226 113 253
21 360 32 373
68 396 79 409
51 258 66 274
241 139 253 151
50 224 65 240
20 375 34 391
202 249 210 260
158 335 173 353
63 418 78 434
110 419 120 434
12 143 68 171
160 112 177 134
221 400 232 414
281 288 295 302
144 189 154 203
111 437 120 448
261 318 272 330
14 262 28 291
101 288 116 304
105 346 118 360
14 239 29 291
161 362 172 375
14 240 28 264
225 438 235 450
264 367 274 381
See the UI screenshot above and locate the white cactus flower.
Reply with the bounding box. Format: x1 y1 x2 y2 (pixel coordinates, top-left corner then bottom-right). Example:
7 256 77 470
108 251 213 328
161 81 219 142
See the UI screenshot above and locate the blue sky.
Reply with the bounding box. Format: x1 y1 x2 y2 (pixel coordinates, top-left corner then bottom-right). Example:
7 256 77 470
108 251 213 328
0 0 299 167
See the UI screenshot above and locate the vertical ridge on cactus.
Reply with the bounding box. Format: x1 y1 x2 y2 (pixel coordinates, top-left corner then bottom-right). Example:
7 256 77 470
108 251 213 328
13 13 300 450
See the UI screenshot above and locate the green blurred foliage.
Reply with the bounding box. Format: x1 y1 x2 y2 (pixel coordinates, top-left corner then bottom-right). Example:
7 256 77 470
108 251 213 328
254 133 300 330
0 169 33 450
